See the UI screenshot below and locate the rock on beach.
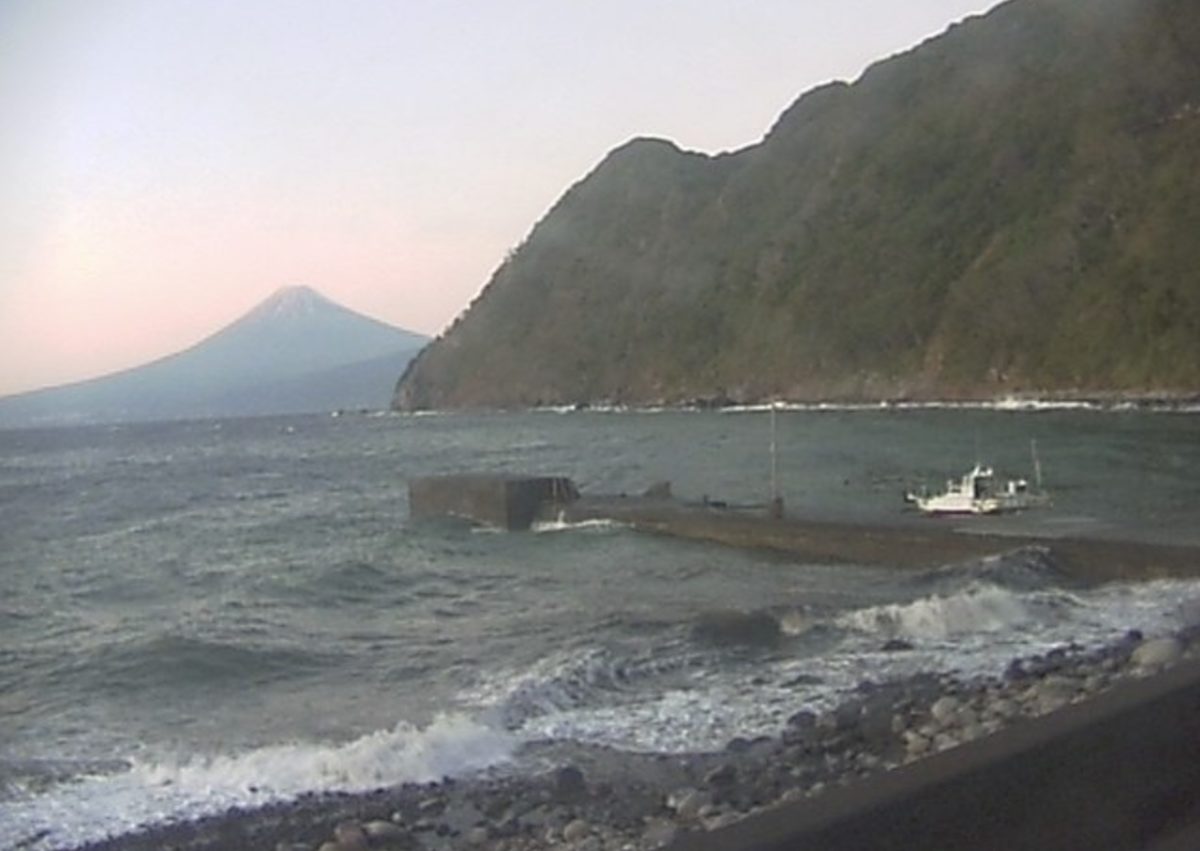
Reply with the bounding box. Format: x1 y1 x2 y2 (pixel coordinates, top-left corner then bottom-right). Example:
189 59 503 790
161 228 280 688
1130 636 1183 671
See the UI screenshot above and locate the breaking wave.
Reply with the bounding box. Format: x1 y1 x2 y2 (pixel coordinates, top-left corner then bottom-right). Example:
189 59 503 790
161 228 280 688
1 714 514 851
836 582 1075 641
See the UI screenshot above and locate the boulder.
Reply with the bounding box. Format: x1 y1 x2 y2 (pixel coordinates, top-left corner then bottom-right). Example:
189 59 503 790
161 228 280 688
857 701 898 751
786 709 818 731
987 697 1018 720
364 820 407 840
553 764 587 800
333 822 367 850
929 695 960 725
416 796 446 816
903 730 931 758
1005 658 1030 681
562 819 591 842
703 763 737 787
466 826 489 845
642 819 680 848
960 722 986 742
668 788 712 821
1131 636 1183 671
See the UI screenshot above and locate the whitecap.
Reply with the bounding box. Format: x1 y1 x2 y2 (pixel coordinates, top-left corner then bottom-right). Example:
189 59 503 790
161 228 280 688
836 582 1059 640
1 714 513 851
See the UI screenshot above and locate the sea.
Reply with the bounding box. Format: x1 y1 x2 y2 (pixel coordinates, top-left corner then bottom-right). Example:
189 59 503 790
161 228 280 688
3 406 1200 850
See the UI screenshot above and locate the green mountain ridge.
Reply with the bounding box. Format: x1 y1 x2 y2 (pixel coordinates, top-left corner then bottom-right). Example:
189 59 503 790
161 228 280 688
394 0 1200 411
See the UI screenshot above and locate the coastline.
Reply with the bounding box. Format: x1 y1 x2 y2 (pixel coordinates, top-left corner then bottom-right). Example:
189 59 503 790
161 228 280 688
395 392 1200 417
62 627 1199 851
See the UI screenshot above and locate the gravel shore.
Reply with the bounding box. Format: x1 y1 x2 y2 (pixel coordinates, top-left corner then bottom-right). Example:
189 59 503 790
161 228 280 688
59 624 1199 851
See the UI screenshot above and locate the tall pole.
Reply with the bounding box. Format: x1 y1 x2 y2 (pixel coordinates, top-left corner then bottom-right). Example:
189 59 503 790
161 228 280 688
770 403 778 501
769 402 783 518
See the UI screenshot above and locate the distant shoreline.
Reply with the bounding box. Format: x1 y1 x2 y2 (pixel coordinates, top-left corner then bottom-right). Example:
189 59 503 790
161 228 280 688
4 393 1198 430
398 392 1200 417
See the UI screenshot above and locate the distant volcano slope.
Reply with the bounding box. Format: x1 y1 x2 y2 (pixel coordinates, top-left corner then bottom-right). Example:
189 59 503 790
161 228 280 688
1 286 428 426
394 0 1200 411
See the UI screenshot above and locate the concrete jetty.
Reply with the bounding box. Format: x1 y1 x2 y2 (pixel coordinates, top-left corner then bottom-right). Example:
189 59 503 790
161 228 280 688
559 494 1200 582
408 474 578 531
407 474 1200 581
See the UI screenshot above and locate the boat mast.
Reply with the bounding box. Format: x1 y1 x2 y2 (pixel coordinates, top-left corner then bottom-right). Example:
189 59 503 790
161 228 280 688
1031 438 1043 490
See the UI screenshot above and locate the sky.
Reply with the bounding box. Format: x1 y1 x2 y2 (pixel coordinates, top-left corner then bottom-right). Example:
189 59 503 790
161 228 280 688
0 0 996 397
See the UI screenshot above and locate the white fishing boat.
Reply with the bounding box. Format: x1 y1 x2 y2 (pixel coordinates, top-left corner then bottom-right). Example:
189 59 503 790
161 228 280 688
906 443 1049 515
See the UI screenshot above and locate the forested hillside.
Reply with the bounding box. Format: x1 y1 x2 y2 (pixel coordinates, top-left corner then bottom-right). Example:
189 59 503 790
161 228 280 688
395 0 1200 410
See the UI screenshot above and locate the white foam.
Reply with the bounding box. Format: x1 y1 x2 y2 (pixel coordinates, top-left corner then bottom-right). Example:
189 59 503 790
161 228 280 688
1076 579 1200 634
461 578 1200 758
778 609 820 636
1 714 513 851
837 583 1050 640
531 517 619 534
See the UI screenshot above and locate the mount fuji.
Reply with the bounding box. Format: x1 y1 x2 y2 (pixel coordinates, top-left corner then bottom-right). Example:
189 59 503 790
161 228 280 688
0 286 429 426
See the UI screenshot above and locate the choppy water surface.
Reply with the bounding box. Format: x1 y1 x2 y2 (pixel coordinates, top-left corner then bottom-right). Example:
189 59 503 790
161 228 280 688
2 408 1199 849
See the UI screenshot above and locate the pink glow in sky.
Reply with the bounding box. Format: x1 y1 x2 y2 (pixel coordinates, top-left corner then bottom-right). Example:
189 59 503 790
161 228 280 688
0 0 995 397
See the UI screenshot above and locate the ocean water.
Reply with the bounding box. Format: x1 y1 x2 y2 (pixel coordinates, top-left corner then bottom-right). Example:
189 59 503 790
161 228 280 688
2 408 1199 849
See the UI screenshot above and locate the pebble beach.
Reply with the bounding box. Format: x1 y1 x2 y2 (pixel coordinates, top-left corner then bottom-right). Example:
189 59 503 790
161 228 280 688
62 626 1196 851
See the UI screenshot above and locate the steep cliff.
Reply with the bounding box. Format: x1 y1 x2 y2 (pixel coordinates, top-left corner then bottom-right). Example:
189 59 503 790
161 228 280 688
395 0 1200 410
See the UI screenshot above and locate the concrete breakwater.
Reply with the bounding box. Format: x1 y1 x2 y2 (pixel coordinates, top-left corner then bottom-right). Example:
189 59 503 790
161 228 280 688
408 474 1200 582
560 495 1200 583
409 475 579 531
